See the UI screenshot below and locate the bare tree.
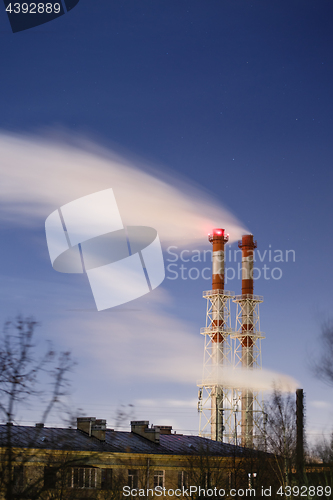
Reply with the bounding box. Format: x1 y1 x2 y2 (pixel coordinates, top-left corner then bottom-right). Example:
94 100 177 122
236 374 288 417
314 321 333 387
312 433 333 464
114 404 135 431
265 389 296 488
0 315 73 424
0 315 74 500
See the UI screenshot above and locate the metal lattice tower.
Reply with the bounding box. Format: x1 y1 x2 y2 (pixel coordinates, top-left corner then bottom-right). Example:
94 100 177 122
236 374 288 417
231 235 265 448
198 289 235 441
198 232 266 448
198 229 235 442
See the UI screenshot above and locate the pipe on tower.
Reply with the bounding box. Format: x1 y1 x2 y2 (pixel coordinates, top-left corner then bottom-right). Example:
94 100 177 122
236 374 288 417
209 228 227 291
209 228 229 338
238 234 257 447
208 228 229 441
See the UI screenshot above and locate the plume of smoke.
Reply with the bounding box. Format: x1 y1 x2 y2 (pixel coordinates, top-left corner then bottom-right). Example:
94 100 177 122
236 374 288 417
0 131 247 246
202 367 299 393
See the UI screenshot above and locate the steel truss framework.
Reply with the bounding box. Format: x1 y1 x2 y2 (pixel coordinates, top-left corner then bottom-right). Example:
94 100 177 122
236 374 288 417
232 294 264 369
198 289 234 442
198 292 266 448
231 294 265 448
230 388 266 449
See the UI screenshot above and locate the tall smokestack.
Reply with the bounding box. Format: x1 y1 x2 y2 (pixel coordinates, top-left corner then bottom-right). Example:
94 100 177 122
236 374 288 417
198 229 234 443
232 234 264 448
239 234 257 447
209 228 228 441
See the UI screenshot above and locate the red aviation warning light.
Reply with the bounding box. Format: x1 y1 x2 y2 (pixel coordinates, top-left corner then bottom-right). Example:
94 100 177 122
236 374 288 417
208 228 229 243
209 228 229 290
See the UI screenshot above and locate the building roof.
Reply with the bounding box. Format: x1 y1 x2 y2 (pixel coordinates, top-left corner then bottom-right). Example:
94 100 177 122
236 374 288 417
0 424 247 458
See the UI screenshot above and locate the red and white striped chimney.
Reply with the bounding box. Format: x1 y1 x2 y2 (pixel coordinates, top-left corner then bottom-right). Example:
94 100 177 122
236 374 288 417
208 228 229 441
209 228 229 343
238 234 257 447
239 234 257 354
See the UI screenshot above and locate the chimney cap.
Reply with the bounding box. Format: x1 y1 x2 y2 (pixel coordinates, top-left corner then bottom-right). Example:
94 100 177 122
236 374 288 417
159 425 172 435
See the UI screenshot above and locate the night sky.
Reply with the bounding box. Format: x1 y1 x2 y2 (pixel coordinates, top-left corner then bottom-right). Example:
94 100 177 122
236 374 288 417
0 0 332 441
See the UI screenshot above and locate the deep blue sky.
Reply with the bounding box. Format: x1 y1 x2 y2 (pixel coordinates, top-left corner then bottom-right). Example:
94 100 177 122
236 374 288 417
0 0 332 440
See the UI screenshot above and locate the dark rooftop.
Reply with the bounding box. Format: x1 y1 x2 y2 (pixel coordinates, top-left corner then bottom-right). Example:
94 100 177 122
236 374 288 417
0 424 247 458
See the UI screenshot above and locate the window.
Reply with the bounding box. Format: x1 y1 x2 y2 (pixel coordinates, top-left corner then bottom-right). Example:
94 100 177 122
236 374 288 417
178 471 188 489
153 470 164 488
13 466 24 489
44 467 57 489
68 467 97 489
128 470 138 489
101 468 113 490
199 471 210 489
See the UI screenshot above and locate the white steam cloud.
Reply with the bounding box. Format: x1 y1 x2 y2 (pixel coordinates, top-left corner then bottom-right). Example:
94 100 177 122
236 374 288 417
0 131 247 246
202 367 299 393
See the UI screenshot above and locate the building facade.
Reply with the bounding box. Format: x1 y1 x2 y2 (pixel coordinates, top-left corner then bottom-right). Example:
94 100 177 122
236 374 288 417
0 418 273 499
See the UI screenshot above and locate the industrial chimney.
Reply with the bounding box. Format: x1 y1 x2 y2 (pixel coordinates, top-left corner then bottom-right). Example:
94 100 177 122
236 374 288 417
198 228 234 442
233 234 265 448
